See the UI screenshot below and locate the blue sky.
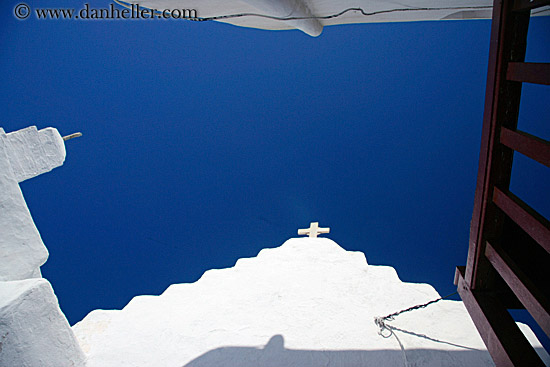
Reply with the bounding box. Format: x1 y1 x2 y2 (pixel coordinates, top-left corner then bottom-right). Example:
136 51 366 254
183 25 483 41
1 0 549 350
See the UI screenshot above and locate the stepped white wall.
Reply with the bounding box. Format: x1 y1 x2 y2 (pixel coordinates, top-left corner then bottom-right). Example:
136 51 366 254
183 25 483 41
74 237 542 367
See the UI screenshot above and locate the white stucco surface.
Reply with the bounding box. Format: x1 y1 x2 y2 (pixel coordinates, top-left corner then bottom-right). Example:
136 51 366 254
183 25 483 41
518 323 550 365
3 126 66 183
0 126 85 367
0 278 86 367
73 237 546 367
0 126 65 281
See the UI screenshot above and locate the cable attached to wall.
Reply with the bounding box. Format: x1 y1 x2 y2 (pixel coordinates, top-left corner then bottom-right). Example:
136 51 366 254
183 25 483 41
190 6 493 22
112 1 492 22
374 291 458 367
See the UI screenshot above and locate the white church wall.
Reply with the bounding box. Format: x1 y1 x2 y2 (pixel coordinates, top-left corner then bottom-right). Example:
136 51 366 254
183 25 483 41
518 323 550 366
0 127 51 281
0 278 87 367
3 126 66 183
0 126 85 367
73 237 517 367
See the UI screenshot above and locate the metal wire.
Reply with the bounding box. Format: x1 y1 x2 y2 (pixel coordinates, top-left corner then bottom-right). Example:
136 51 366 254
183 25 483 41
192 6 493 22
378 291 458 322
373 290 459 367
112 1 492 23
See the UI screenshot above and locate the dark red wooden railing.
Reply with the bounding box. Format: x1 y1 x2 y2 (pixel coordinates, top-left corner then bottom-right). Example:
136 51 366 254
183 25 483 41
455 0 550 365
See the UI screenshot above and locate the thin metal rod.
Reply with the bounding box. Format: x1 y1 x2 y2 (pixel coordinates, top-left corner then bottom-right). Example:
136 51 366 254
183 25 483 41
62 132 82 141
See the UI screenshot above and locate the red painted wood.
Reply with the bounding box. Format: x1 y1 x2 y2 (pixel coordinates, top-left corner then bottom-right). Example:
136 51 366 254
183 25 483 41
507 62 550 85
456 267 545 366
485 242 550 336
492 187 550 253
458 0 550 364
513 0 550 12
466 0 504 288
500 128 550 167
466 0 530 288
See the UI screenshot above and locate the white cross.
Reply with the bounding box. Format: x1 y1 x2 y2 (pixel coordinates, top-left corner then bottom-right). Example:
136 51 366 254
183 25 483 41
298 222 330 238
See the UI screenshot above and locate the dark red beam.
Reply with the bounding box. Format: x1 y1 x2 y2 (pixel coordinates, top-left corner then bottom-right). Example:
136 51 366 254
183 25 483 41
492 187 550 254
513 0 550 12
507 62 550 85
456 267 545 366
466 0 530 288
500 127 550 167
485 242 550 336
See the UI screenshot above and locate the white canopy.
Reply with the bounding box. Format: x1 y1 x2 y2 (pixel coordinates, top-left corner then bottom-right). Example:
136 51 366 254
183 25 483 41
113 0 506 36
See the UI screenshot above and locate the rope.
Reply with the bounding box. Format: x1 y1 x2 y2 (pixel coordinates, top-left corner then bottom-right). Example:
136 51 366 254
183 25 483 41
374 316 409 366
373 291 458 367
377 291 458 323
